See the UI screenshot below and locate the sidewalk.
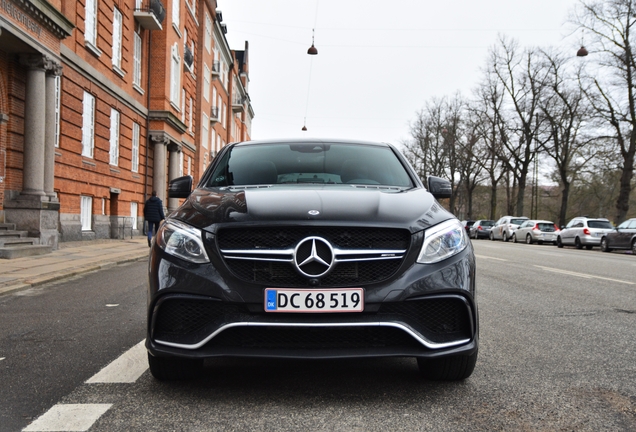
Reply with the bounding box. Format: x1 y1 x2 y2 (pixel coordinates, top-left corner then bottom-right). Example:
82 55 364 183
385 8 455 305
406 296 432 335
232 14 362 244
0 237 150 295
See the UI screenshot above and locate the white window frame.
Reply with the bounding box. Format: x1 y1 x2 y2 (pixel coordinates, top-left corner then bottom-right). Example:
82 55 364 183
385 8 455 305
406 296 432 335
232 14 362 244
201 113 209 149
172 0 180 28
179 151 184 177
188 97 193 133
112 7 123 69
109 108 120 166
181 89 186 122
54 75 61 148
133 31 142 87
187 155 191 176
130 202 138 230
203 63 210 102
170 43 181 105
132 122 140 173
205 13 212 53
81 91 95 158
80 196 93 231
85 0 98 46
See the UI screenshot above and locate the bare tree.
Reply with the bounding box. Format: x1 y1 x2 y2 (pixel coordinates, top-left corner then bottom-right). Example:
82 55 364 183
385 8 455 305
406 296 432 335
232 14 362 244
573 0 636 224
538 49 598 227
491 37 551 216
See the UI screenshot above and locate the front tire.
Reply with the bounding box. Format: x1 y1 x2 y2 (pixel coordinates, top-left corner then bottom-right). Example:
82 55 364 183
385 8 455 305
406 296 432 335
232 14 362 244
632 239 636 255
512 233 517 243
575 237 583 249
148 353 204 381
526 234 533 245
557 237 563 248
600 237 612 252
503 232 509 242
417 351 478 381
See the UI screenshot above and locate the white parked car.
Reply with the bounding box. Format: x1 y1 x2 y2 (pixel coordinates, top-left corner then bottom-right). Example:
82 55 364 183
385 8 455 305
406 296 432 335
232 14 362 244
557 217 614 249
490 216 529 242
512 220 559 245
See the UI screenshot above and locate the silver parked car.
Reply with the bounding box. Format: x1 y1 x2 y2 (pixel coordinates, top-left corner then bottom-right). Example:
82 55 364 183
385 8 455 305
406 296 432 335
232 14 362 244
557 217 614 249
600 218 636 254
490 216 529 242
512 220 559 245
469 220 495 240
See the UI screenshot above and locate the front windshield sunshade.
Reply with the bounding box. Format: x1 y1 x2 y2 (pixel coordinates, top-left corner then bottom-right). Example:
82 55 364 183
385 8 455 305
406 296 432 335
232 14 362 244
204 142 414 187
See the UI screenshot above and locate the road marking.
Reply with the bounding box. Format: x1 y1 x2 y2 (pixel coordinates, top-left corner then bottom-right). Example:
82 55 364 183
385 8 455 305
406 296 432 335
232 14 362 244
0 357 5 361
105 304 119 307
22 404 112 431
474 254 508 261
86 340 147 383
535 266 635 285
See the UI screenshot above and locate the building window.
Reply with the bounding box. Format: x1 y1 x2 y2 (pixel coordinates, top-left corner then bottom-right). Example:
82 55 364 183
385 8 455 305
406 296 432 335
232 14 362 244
133 32 142 87
205 13 212 53
85 0 98 46
112 8 123 69
131 202 138 230
81 196 93 231
81 91 95 158
202 113 209 149
172 0 180 28
109 108 120 166
204 63 210 101
132 122 140 173
54 75 61 148
170 43 181 105
188 97 193 133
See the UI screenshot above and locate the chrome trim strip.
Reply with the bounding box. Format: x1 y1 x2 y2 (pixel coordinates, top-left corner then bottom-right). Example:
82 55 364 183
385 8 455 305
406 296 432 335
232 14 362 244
155 321 470 351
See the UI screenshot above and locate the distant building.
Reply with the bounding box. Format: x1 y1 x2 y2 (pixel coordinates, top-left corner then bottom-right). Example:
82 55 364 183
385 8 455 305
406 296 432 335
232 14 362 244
0 0 253 248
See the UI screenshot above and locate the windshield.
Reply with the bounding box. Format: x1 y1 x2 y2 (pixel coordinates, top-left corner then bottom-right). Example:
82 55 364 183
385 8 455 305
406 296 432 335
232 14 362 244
480 221 494 227
204 142 414 187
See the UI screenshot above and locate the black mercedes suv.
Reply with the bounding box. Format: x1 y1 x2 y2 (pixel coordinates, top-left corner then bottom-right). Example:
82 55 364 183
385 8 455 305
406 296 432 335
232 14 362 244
146 139 478 380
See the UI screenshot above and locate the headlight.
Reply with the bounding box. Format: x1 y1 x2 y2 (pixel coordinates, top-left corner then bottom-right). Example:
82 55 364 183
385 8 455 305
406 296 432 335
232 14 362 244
156 220 210 264
417 219 468 264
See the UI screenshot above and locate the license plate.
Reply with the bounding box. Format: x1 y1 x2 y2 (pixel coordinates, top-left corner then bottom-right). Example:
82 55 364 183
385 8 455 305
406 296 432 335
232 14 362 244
264 288 364 313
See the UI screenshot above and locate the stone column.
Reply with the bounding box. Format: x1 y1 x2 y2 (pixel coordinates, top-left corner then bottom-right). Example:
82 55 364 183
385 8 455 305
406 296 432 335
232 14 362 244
150 133 169 204
44 62 63 199
167 143 182 212
19 54 51 197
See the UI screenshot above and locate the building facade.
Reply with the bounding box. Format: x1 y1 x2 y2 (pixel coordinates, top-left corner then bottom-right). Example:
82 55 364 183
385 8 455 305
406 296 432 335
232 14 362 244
0 0 253 248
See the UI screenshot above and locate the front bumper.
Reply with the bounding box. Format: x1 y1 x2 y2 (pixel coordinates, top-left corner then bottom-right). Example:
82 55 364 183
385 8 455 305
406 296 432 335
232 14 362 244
146 245 478 360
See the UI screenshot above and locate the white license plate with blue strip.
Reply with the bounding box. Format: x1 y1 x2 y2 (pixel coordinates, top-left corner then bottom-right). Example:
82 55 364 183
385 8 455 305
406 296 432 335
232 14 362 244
264 288 364 313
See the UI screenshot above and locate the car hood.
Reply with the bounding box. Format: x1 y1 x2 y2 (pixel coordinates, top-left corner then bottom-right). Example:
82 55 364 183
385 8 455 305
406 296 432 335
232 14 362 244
170 185 454 233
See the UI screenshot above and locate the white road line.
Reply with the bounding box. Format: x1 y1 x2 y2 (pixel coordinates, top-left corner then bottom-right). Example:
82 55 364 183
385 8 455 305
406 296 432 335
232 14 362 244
535 265 635 285
22 404 112 431
474 254 508 261
0 357 5 361
85 340 148 384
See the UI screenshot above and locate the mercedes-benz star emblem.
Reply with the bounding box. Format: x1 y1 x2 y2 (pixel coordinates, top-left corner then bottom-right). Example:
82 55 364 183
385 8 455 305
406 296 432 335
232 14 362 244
293 236 334 278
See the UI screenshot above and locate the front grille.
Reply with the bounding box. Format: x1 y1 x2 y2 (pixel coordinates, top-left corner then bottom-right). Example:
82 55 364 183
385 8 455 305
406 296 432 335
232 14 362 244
217 227 410 250
153 297 472 347
225 259 403 286
210 326 421 350
216 226 410 287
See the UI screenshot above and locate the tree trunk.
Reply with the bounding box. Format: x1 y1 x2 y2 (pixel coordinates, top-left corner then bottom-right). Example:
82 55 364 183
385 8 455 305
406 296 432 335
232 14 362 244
559 179 570 229
614 149 634 224
490 180 498 220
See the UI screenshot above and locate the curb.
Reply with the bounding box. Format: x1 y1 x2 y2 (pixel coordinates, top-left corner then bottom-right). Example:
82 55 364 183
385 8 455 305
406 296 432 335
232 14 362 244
0 253 148 296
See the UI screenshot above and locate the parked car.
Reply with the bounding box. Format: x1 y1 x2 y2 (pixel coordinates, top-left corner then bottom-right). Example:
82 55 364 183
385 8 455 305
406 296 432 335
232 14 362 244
146 139 478 381
600 218 636 254
490 216 529 242
557 217 614 249
469 220 495 240
512 220 559 245
461 220 475 234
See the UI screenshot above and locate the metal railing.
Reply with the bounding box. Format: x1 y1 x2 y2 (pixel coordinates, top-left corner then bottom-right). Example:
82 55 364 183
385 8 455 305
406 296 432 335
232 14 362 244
134 0 166 23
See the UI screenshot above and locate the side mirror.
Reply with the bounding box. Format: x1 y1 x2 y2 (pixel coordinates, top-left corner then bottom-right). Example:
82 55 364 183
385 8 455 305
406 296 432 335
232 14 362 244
427 176 452 199
168 175 193 198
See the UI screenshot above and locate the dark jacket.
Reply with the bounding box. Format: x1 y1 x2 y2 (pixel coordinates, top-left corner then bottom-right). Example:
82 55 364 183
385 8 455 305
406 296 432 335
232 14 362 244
144 196 165 222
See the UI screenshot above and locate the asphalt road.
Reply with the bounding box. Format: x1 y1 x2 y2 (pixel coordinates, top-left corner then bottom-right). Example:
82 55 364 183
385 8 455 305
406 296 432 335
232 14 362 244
1 241 635 431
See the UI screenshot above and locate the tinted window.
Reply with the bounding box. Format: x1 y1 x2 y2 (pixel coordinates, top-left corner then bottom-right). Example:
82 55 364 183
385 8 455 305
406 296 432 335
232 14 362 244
481 220 495 227
537 223 555 231
510 218 527 225
205 142 414 187
588 220 613 229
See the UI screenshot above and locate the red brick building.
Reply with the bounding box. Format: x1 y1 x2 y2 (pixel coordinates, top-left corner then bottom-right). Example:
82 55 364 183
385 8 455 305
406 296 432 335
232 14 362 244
0 0 253 248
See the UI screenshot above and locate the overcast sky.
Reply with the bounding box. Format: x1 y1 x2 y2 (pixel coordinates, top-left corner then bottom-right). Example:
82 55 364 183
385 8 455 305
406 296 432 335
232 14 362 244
219 0 582 146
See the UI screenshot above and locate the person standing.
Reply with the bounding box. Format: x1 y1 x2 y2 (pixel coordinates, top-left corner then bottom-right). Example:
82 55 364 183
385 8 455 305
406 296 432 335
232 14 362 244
144 191 165 247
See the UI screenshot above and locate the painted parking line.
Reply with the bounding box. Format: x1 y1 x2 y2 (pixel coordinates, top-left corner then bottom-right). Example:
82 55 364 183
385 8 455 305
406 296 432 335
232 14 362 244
22 404 112 431
85 340 148 384
535 265 635 285
474 254 508 262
